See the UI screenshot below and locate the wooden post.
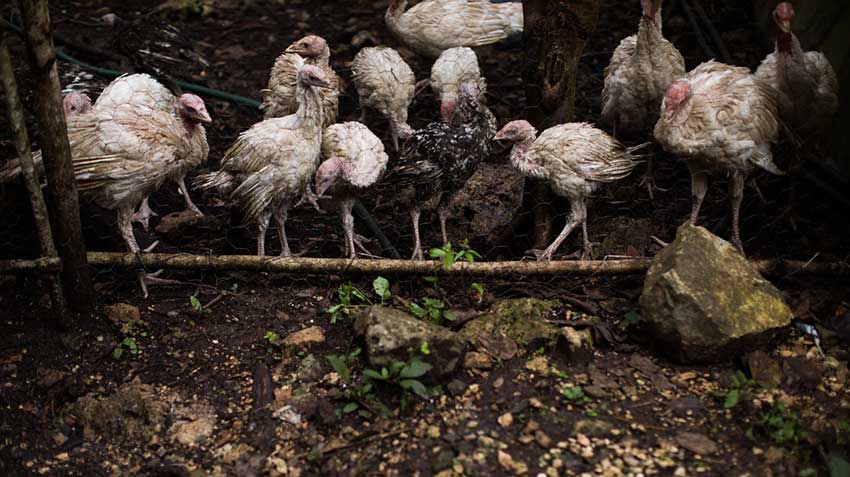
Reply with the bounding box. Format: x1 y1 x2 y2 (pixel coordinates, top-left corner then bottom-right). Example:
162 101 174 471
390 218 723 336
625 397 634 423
0 32 69 319
522 0 601 248
16 0 94 312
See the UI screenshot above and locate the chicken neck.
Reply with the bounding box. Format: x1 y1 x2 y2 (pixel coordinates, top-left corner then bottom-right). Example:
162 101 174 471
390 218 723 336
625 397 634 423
509 135 544 178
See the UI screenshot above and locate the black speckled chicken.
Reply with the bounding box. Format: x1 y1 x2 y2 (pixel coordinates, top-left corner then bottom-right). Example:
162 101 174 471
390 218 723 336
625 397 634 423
386 81 496 260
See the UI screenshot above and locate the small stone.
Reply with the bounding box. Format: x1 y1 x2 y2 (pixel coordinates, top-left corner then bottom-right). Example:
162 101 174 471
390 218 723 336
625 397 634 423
295 354 324 383
525 356 550 375
498 412 513 428
427 425 441 439
675 432 718 455
493 377 504 389
535 430 552 448
573 419 613 437
432 449 455 473
447 379 467 396
523 420 541 434
282 326 325 348
529 397 544 409
576 433 591 447
498 450 515 471
464 351 493 370
55 452 69 461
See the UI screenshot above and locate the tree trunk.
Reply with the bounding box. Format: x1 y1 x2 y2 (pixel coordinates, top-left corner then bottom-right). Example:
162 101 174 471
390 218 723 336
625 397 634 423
0 31 68 320
17 0 94 313
522 0 601 248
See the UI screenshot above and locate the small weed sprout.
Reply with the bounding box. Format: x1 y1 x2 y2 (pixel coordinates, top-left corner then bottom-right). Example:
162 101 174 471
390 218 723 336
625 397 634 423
263 331 280 353
408 297 456 324
372 276 391 303
327 283 371 324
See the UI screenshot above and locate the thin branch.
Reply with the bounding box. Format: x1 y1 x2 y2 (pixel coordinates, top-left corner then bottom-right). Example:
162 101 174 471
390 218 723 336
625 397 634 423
84 252 850 277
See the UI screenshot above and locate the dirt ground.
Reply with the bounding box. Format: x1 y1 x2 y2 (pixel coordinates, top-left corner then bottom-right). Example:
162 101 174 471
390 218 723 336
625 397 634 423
1 0 849 476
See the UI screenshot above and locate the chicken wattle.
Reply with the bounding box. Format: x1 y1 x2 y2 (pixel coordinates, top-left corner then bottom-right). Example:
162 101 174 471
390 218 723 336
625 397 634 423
316 122 389 258
431 47 488 122
494 120 642 261
197 63 329 257
260 35 339 127
351 46 416 151
654 60 781 254
386 0 523 58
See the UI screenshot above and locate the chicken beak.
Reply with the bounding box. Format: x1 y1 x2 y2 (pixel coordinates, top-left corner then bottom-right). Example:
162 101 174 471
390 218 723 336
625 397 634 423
778 20 792 33
195 110 212 123
285 46 304 55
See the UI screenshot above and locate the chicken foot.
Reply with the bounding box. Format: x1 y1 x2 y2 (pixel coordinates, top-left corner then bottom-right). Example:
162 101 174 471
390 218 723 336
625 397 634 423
340 199 374 259
639 158 668 200
530 200 588 261
410 208 424 261
177 176 203 216
119 207 176 298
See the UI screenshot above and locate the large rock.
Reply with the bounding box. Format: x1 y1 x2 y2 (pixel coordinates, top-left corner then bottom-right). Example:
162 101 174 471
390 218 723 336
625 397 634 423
354 306 464 378
640 224 793 363
460 299 561 354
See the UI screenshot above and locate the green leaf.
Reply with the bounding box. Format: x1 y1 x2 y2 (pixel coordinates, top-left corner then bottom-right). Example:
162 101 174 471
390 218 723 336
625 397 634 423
399 359 432 379
443 310 457 322
112 347 124 360
408 303 427 318
828 454 850 477
351 287 369 303
325 355 351 383
342 402 359 414
724 389 740 409
189 295 202 312
363 368 386 380
399 379 430 399
429 248 447 258
423 276 439 284
420 341 431 355
372 277 391 300
471 282 485 297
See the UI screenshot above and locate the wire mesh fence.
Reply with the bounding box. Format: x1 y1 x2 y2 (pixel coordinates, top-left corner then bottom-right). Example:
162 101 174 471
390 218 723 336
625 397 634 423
1 0 848 305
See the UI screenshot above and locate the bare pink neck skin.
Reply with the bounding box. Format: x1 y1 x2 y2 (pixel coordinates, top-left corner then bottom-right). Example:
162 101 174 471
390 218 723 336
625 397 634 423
510 135 536 167
181 115 201 134
777 31 793 55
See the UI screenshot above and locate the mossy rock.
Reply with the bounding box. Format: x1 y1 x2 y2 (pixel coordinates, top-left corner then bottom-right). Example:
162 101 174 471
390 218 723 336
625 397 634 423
460 298 561 353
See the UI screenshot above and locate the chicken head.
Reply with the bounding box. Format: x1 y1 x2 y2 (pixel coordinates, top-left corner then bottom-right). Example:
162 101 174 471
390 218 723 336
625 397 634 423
298 64 332 89
663 80 690 120
315 157 344 197
641 0 660 21
773 2 794 32
494 119 536 142
63 92 92 117
285 35 328 58
177 94 212 123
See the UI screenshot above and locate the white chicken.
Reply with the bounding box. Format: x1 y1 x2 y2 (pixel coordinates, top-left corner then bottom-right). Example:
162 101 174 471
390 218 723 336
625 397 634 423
755 2 839 139
351 46 416 151
315 122 389 258
197 63 330 257
386 0 523 58
494 120 642 261
260 35 340 127
430 46 488 122
70 93 211 296
95 73 204 230
654 60 781 254
601 0 684 197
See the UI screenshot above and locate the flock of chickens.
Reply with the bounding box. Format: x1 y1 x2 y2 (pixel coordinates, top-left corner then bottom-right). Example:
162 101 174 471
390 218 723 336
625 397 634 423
0 0 840 296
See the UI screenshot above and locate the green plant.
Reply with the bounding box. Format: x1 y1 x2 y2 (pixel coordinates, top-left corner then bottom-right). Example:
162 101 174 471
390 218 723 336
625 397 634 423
113 337 139 360
722 370 754 409
471 282 485 303
755 402 807 445
327 283 371 324
363 357 437 410
373 277 391 303
263 331 280 353
409 297 456 324
561 384 585 401
189 294 207 314
618 310 641 331
429 239 482 270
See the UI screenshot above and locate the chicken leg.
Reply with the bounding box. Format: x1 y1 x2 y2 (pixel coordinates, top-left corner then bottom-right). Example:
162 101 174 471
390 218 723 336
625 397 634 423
118 207 178 298
410 208 424 261
273 205 292 257
131 197 158 232
341 199 357 259
532 200 586 261
256 209 272 257
729 172 746 254
437 205 449 246
177 176 203 216
688 169 709 225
